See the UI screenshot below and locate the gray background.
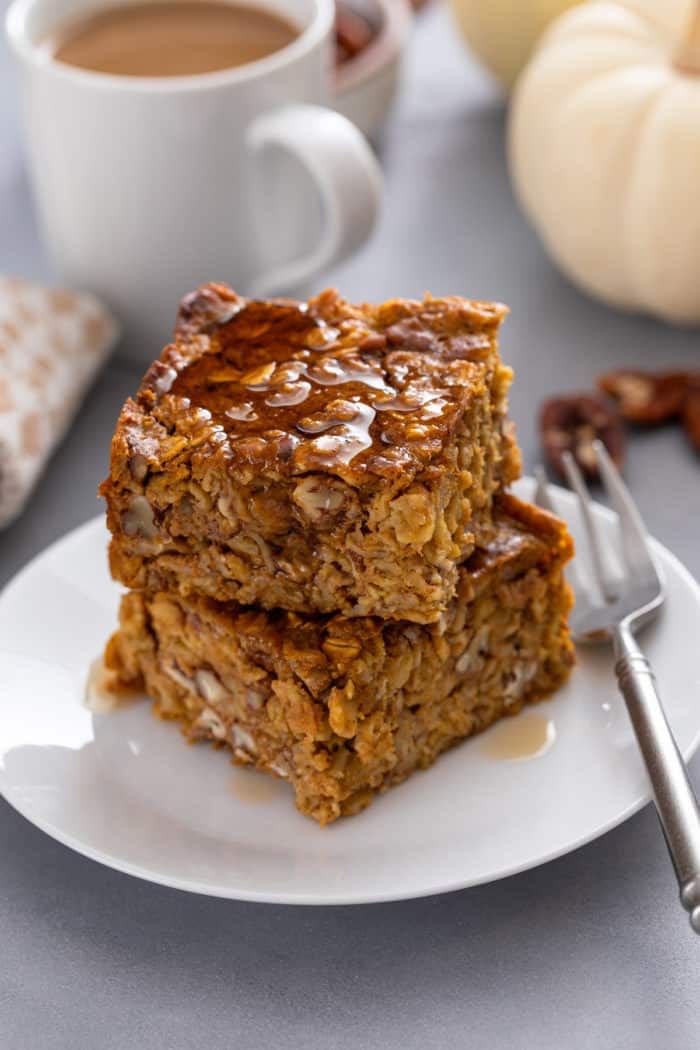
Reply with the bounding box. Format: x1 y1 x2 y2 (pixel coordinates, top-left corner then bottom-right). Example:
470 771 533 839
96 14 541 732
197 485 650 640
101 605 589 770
2 4 699 1047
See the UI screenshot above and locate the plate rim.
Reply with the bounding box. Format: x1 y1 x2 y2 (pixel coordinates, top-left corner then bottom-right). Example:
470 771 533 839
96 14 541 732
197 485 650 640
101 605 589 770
2 481 700 905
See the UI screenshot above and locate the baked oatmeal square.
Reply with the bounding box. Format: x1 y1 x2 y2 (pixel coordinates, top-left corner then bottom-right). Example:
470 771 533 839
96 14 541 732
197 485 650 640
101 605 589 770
101 283 520 622
105 496 574 825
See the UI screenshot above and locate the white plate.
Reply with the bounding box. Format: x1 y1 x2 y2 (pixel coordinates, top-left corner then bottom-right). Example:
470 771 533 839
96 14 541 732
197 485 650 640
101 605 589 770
2 478 700 905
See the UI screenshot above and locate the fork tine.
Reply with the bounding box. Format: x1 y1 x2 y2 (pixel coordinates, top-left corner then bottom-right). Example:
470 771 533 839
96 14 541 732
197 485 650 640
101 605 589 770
593 440 661 584
562 450 617 604
533 464 555 513
533 463 597 616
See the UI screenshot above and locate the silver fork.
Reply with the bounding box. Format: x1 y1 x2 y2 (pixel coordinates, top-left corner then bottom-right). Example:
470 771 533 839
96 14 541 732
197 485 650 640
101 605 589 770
535 443 700 933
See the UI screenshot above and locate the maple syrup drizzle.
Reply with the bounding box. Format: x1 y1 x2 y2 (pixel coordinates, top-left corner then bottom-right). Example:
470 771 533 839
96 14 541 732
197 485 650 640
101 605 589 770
168 300 455 471
84 656 140 713
225 402 258 421
297 400 376 466
265 381 312 407
230 770 285 803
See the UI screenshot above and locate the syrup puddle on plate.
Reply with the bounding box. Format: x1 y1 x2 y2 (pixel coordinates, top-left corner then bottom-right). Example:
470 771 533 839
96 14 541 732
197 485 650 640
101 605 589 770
480 713 556 761
230 770 286 805
84 655 141 714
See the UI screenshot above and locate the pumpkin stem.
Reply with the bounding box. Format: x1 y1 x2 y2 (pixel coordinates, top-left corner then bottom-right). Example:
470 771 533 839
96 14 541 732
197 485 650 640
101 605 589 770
673 0 700 74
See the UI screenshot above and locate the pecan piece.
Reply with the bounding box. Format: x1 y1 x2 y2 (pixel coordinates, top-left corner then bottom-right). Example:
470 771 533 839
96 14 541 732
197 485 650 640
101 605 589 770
384 319 440 353
597 369 694 424
292 476 348 522
540 394 625 480
128 452 149 482
335 4 375 64
682 385 700 453
122 495 157 539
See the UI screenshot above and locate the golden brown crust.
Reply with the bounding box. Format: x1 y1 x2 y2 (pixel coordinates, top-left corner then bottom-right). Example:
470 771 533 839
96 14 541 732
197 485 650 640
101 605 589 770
458 493 574 598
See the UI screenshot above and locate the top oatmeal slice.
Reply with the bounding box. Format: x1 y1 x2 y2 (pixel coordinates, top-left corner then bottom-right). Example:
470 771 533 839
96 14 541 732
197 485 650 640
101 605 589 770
101 283 520 623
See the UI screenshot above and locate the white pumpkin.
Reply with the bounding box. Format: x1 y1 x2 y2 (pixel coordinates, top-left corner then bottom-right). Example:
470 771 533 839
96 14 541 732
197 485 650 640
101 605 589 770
508 0 700 325
448 0 582 90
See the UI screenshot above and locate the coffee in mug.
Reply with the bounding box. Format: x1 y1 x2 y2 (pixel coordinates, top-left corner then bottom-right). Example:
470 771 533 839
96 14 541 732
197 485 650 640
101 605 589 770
7 0 382 361
41 1 300 77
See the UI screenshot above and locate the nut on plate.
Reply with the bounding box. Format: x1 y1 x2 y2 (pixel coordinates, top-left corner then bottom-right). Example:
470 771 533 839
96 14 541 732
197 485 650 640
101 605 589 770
540 394 625 480
597 369 693 424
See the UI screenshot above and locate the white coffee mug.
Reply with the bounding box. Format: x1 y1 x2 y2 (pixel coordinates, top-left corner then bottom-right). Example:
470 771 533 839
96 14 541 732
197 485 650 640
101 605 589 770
6 0 383 360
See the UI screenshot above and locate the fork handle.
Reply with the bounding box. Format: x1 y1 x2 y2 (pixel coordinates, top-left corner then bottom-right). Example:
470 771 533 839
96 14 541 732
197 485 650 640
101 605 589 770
614 623 700 933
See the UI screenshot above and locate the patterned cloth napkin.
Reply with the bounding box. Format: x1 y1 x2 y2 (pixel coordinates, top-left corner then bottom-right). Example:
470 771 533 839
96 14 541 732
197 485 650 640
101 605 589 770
0 276 119 529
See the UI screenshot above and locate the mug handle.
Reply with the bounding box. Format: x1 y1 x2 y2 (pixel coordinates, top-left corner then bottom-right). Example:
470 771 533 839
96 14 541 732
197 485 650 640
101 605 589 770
245 103 382 296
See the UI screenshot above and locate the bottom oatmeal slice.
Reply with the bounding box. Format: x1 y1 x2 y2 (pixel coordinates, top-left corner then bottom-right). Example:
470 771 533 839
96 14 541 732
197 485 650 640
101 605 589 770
104 494 574 825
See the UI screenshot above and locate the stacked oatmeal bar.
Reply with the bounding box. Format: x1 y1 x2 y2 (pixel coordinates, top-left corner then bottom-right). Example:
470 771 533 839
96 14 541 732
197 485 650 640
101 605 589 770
101 283 574 824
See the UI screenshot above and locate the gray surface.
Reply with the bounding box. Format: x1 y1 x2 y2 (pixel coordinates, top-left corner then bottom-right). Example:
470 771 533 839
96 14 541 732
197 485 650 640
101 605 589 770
2 4 700 1047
